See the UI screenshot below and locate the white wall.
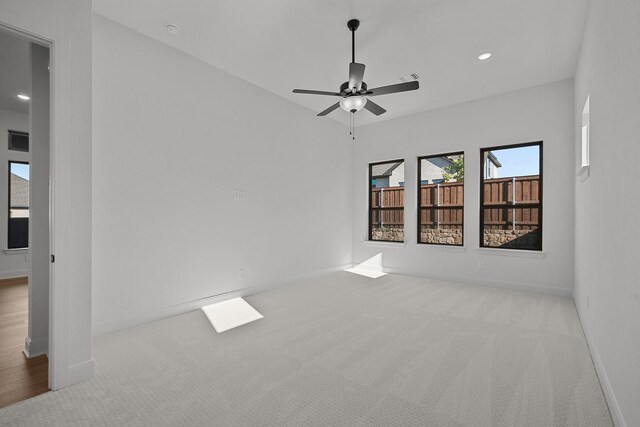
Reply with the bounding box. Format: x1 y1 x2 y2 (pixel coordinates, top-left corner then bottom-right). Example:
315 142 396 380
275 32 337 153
352 80 575 296
0 0 93 389
92 15 352 334
0 108 29 278
25 42 50 359
574 0 640 425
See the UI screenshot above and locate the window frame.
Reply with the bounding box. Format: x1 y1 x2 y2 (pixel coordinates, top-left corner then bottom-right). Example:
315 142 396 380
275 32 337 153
8 160 30 250
579 95 590 176
417 151 465 247
479 141 543 251
368 159 405 243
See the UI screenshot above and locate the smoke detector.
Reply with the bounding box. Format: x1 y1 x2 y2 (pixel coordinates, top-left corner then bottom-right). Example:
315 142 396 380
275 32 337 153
166 23 180 35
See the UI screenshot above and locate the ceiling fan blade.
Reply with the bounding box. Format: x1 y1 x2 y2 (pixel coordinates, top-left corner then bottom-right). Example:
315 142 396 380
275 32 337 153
366 80 419 97
363 99 386 116
317 102 341 116
293 89 342 96
348 62 366 91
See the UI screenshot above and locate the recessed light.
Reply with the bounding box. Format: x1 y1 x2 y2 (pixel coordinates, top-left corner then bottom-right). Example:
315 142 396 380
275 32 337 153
166 23 180 35
478 52 492 61
17 94 30 101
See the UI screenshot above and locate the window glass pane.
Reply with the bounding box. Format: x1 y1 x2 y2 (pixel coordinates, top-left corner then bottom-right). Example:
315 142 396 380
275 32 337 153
418 153 464 246
8 162 29 249
369 160 404 242
481 144 541 250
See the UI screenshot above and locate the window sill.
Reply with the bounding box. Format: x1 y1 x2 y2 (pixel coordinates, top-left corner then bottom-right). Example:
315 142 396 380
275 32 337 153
4 248 28 255
477 247 546 259
417 244 467 253
363 240 406 248
577 165 590 181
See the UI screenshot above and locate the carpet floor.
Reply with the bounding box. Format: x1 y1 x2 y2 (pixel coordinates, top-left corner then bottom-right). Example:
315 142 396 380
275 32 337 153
0 272 612 426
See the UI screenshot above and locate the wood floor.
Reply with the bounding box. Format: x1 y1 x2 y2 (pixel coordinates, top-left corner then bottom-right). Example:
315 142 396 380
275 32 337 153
0 277 48 409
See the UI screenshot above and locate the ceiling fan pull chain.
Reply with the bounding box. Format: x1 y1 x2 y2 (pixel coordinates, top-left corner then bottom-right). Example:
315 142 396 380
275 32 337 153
352 112 356 140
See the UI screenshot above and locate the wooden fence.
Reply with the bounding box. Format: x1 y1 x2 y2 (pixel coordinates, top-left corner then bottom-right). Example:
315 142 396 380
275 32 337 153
419 182 463 228
482 175 540 230
370 186 404 226
370 175 540 230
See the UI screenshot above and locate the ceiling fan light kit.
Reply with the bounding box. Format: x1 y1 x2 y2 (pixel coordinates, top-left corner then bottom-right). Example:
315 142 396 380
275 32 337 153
293 18 420 139
340 96 367 113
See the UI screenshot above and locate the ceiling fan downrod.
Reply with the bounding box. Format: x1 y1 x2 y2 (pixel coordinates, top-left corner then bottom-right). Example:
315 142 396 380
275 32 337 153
347 19 359 64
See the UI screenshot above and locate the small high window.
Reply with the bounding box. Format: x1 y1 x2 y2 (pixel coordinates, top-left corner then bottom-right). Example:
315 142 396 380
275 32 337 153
417 152 464 246
8 130 29 152
480 142 542 251
8 162 30 249
580 96 590 172
369 160 404 242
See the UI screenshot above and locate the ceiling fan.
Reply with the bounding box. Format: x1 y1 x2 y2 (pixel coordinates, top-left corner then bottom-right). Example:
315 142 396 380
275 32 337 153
292 19 419 121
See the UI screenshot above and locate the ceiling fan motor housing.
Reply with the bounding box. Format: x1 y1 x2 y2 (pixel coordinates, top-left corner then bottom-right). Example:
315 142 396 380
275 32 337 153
340 81 367 95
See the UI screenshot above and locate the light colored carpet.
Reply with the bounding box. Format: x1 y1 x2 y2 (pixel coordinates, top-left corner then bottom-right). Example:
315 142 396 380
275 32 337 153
0 272 612 426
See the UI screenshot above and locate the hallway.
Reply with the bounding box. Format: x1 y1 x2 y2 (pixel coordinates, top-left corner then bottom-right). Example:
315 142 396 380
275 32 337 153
0 277 48 408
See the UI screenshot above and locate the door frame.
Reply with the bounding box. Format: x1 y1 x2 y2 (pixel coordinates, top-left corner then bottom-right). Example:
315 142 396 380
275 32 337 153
0 16 93 390
0 22 56 390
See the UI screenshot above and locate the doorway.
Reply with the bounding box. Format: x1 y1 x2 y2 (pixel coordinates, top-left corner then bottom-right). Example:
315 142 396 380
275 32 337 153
0 28 51 408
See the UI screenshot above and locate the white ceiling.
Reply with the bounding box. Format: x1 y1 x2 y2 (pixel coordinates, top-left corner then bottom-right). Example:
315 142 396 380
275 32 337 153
94 0 589 127
0 30 30 114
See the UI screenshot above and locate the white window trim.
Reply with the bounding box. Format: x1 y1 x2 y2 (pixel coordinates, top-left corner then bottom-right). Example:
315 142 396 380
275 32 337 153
578 95 590 179
477 247 546 259
363 240 406 248
4 248 28 255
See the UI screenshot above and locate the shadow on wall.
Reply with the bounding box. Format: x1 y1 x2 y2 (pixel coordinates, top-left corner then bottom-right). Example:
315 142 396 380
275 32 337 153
483 229 542 251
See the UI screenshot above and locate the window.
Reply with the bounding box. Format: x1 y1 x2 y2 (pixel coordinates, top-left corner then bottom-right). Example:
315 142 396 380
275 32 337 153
580 96 590 171
8 130 29 152
480 142 542 251
369 160 404 242
417 152 464 246
8 162 30 249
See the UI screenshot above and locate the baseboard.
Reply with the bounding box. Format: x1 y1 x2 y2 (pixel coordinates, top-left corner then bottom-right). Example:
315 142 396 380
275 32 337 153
0 270 28 280
381 266 573 298
93 263 352 336
65 359 95 389
262 263 354 289
574 300 626 427
23 335 48 358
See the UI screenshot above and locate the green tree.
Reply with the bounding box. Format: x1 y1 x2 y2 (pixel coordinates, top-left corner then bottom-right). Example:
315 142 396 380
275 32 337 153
442 157 464 182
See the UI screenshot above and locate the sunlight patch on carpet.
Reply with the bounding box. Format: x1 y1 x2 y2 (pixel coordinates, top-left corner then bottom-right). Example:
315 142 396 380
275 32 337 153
201 297 263 333
346 267 387 278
